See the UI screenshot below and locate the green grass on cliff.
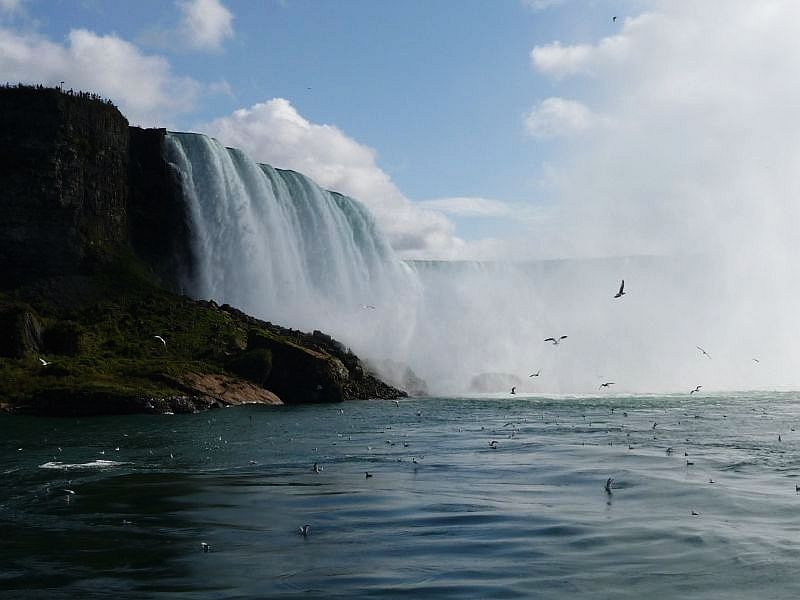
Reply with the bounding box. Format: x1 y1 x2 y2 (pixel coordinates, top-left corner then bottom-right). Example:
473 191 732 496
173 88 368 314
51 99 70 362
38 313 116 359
0 250 268 410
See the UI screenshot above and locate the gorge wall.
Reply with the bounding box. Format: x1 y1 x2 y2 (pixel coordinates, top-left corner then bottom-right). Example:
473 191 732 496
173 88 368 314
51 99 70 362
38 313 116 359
0 85 191 290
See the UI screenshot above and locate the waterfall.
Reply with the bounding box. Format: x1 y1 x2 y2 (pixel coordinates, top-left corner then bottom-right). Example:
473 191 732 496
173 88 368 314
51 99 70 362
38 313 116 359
164 132 792 395
164 132 422 367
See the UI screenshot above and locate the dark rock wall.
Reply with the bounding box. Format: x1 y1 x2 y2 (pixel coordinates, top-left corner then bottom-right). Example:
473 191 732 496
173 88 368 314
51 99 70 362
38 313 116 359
0 87 129 288
128 127 195 290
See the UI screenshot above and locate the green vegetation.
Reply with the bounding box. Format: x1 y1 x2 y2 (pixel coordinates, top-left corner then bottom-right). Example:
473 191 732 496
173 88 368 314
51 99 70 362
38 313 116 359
0 249 275 413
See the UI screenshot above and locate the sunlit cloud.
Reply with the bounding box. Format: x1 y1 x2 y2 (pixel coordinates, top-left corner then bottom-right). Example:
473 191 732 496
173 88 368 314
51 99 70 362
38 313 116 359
178 0 234 51
525 97 600 138
0 27 200 126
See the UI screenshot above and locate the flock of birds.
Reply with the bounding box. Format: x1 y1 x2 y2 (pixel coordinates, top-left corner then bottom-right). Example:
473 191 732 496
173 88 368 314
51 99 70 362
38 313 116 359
505 279 760 396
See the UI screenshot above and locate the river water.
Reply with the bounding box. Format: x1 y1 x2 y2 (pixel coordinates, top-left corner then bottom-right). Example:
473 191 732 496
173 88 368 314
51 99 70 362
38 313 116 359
2 393 800 599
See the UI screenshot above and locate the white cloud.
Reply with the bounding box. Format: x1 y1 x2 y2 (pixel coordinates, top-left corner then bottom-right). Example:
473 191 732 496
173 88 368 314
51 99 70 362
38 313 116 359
417 196 514 218
0 28 200 126
207 79 234 97
200 98 466 258
522 0 566 10
525 97 599 138
530 23 636 79
178 0 233 51
527 0 800 263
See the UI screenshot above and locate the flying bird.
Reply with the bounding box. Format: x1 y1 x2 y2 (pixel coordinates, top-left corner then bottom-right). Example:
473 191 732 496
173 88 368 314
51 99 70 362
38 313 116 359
605 477 614 494
39 357 51 366
690 385 702 394
696 346 711 359
599 382 615 389
612 16 617 22
298 524 311 537
545 336 568 345
154 335 167 347
529 370 541 377
201 542 210 553
752 358 760 363
614 279 625 298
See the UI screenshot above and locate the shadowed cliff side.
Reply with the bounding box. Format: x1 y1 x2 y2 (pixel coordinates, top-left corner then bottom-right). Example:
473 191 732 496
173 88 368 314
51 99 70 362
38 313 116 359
0 85 128 288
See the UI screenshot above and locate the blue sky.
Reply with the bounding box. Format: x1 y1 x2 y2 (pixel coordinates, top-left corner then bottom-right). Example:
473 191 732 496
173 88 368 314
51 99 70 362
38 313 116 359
3 1 797 262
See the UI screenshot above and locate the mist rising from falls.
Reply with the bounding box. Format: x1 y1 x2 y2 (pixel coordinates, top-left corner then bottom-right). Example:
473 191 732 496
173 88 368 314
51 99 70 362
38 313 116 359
165 132 797 395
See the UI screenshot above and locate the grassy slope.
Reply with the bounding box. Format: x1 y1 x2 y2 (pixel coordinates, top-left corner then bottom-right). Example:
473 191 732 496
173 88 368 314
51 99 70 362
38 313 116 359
0 250 263 409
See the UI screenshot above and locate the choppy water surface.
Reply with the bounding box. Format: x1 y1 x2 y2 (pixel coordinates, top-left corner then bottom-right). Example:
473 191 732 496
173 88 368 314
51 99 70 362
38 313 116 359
3 393 800 599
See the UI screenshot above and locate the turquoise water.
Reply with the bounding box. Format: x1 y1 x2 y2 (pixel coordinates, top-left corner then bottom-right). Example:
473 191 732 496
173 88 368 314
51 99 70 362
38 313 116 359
3 393 800 599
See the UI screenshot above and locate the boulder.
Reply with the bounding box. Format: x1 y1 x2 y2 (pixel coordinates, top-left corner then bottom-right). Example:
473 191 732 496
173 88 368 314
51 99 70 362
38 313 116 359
225 348 272 386
248 328 347 404
165 371 283 406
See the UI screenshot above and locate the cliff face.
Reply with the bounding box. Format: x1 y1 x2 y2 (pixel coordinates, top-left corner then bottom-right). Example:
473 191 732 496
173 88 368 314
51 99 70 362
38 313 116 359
0 87 129 288
128 127 194 290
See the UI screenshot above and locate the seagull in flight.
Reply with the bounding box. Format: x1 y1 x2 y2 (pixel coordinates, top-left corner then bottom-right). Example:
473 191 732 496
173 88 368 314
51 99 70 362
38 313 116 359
599 382 615 389
39 357 51 366
298 524 311 537
545 336 568 345
613 279 625 298
604 477 614 494
752 358 760 364
690 385 702 394
612 16 617 22
696 346 711 359
529 370 541 377
154 335 167 347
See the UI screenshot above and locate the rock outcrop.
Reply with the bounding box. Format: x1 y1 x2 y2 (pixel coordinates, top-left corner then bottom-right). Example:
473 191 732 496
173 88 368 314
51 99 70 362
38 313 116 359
0 86 128 288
